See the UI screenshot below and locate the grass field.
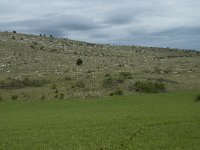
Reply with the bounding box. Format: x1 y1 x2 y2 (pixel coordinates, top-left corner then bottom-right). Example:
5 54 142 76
0 91 199 150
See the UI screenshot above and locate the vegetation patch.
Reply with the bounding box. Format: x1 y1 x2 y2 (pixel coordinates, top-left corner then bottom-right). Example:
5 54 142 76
0 77 50 89
59 93 65 99
110 89 123 96
134 81 166 93
0 95 3 101
103 76 126 89
119 72 133 79
11 95 18 100
72 81 85 89
0 92 199 149
195 95 200 103
76 58 83 65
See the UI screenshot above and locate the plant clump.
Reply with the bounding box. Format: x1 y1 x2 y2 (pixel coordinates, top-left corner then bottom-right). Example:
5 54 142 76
0 77 50 89
11 95 18 100
134 81 166 93
110 89 124 96
76 58 83 65
0 95 3 101
195 95 200 103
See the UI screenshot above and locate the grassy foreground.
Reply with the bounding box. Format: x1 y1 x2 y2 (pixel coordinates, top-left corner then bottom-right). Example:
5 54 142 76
0 91 200 150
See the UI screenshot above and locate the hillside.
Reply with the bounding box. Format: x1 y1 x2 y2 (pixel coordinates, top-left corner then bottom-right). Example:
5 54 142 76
0 31 200 100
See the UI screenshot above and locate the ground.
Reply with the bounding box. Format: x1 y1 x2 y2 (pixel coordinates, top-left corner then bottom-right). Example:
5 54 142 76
0 91 199 150
0 32 200 149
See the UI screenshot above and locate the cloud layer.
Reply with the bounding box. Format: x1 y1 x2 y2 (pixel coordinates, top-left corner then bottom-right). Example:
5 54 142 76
0 0 200 50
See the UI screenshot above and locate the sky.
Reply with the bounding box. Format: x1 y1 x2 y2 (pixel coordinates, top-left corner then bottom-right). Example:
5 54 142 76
0 0 200 50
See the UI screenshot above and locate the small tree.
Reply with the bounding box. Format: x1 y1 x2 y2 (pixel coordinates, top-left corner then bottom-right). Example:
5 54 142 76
59 93 64 99
11 95 18 100
13 30 17 33
195 95 200 103
76 58 83 65
134 81 165 93
0 95 3 101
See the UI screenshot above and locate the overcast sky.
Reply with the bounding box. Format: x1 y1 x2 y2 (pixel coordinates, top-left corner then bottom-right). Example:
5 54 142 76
0 0 200 50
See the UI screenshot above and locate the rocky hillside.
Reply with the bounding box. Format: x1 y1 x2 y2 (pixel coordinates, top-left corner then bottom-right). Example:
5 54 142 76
0 31 200 100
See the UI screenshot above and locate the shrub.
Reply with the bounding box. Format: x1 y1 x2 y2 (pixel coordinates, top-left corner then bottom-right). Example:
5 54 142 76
59 93 64 99
30 45 35 49
195 95 200 103
76 58 83 65
40 46 45 50
12 36 15 40
65 76 72 81
110 89 123 96
33 41 37 45
0 95 3 101
119 72 133 79
103 78 115 88
0 78 49 89
51 84 57 89
11 95 18 100
41 94 46 100
115 77 125 84
22 77 49 87
74 81 85 89
54 89 58 94
104 73 111 77
102 77 125 89
134 81 165 93
13 30 16 33
55 94 58 98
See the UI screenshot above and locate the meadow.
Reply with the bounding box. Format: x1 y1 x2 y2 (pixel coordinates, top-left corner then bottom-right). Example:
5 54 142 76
0 91 200 150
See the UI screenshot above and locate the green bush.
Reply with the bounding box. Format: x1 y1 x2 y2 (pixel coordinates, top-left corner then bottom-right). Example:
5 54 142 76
110 89 123 96
72 81 85 89
11 95 18 100
76 58 83 65
65 76 72 81
12 36 15 40
103 77 125 89
103 78 115 88
59 93 64 99
195 95 200 103
51 84 57 89
119 72 133 79
41 94 46 100
0 95 3 101
22 77 49 87
0 78 49 89
134 81 166 93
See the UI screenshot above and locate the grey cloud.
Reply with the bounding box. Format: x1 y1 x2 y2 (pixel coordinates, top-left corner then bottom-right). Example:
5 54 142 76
151 26 200 36
89 33 111 39
0 14 104 36
104 12 135 25
0 0 200 50
111 26 200 50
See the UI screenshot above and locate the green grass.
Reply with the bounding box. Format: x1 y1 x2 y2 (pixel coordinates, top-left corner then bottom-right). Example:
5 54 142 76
0 91 200 150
